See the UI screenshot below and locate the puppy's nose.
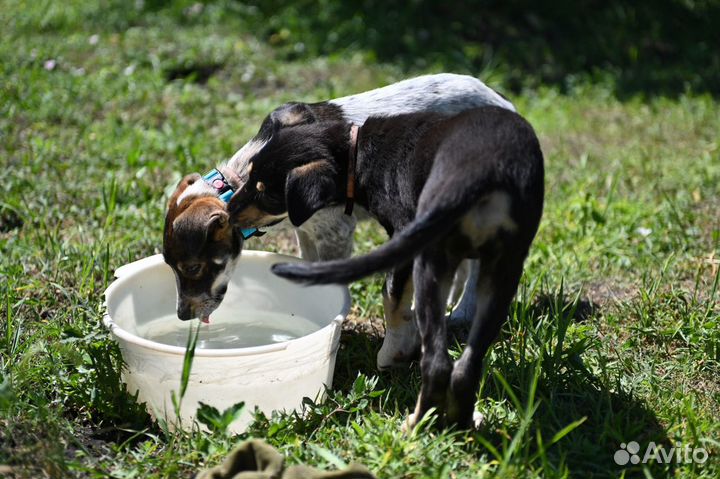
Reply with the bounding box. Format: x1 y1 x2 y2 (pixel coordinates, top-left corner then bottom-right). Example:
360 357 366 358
177 301 195 321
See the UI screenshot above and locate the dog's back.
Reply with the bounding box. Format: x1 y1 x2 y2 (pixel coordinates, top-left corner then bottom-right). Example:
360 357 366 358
330 73 515 125
227 74 514 176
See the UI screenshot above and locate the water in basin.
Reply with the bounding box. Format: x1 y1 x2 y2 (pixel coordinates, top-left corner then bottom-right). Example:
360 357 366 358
137 310 320 349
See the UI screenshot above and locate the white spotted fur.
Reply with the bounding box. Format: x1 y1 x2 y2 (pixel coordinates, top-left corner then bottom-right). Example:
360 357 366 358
330 73 515 125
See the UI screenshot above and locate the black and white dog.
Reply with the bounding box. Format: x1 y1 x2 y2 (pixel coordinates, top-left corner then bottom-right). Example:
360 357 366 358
163 74 515 369
228 106 544 428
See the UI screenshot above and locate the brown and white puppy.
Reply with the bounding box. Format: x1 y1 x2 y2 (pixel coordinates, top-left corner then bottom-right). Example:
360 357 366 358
163 173 242 322
231 106 544 429
162 74 515 346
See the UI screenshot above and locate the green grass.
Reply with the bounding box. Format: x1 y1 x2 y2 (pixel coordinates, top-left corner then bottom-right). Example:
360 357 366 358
1 1 719 478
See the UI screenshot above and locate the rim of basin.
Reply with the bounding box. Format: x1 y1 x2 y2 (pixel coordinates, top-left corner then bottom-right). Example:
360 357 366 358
103 252 351 358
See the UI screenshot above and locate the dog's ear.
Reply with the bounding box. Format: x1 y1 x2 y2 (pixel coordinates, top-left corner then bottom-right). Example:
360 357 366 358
172 203 230 248
254 103 316 143
270 103 316 130
206 210 231 242
285 161 337 227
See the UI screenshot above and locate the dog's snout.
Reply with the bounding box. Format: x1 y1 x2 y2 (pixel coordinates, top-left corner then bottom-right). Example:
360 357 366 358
176 301 195 321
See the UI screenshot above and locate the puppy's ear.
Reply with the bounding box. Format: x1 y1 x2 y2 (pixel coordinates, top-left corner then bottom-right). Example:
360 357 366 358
270 103 316 130
172 204 230 247
285 161 337 227
206 210 230 242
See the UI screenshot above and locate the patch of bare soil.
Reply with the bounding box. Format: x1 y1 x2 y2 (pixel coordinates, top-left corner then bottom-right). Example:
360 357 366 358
583 278 637 308
343 308 385 339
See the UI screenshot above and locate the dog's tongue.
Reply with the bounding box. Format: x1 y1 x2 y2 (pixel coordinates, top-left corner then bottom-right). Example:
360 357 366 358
201 315 210 324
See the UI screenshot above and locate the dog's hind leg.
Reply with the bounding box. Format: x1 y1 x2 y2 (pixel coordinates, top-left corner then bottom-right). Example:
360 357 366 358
406 250 461 430
447 259 480 327
377 265 419 370
446 259 469 308
446 247 527 429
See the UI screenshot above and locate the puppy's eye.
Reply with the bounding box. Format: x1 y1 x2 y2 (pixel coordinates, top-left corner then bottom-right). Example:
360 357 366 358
182 264 203 276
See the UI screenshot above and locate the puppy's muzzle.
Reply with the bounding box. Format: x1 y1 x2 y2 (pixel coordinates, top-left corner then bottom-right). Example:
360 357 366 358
176 299 195 321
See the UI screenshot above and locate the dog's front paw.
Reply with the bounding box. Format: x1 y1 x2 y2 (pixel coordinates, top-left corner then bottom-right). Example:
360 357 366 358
472 410 485 429
377 319 420 370
401 413 417 434
376 348 416 370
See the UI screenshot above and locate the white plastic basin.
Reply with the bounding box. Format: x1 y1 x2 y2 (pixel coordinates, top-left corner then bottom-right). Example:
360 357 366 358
103 251 350 432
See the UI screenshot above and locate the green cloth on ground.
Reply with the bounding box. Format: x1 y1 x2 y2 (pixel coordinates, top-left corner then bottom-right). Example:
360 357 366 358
196 439 377 479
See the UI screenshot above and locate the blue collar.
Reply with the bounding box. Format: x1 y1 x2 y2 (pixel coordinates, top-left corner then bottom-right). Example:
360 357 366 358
203 169 262 240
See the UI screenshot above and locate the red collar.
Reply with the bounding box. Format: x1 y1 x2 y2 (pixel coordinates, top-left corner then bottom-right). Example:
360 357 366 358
344 124 360 216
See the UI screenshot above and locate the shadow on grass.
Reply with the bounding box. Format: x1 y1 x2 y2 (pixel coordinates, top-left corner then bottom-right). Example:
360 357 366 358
478 356 671 476
334 325 422 411
333 290 672 476
245 0 719 98
21 1 717 97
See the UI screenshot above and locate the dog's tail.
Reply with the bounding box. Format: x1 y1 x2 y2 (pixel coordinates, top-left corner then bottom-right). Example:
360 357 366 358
271 201 469 285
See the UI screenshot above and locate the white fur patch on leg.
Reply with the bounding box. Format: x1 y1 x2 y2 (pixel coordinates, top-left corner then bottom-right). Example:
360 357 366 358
296 206 356 260
447 259 470 308
377 273 417 370
401 413 417 434
377 317 420 370
295 229 319 261
472 410 485 429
